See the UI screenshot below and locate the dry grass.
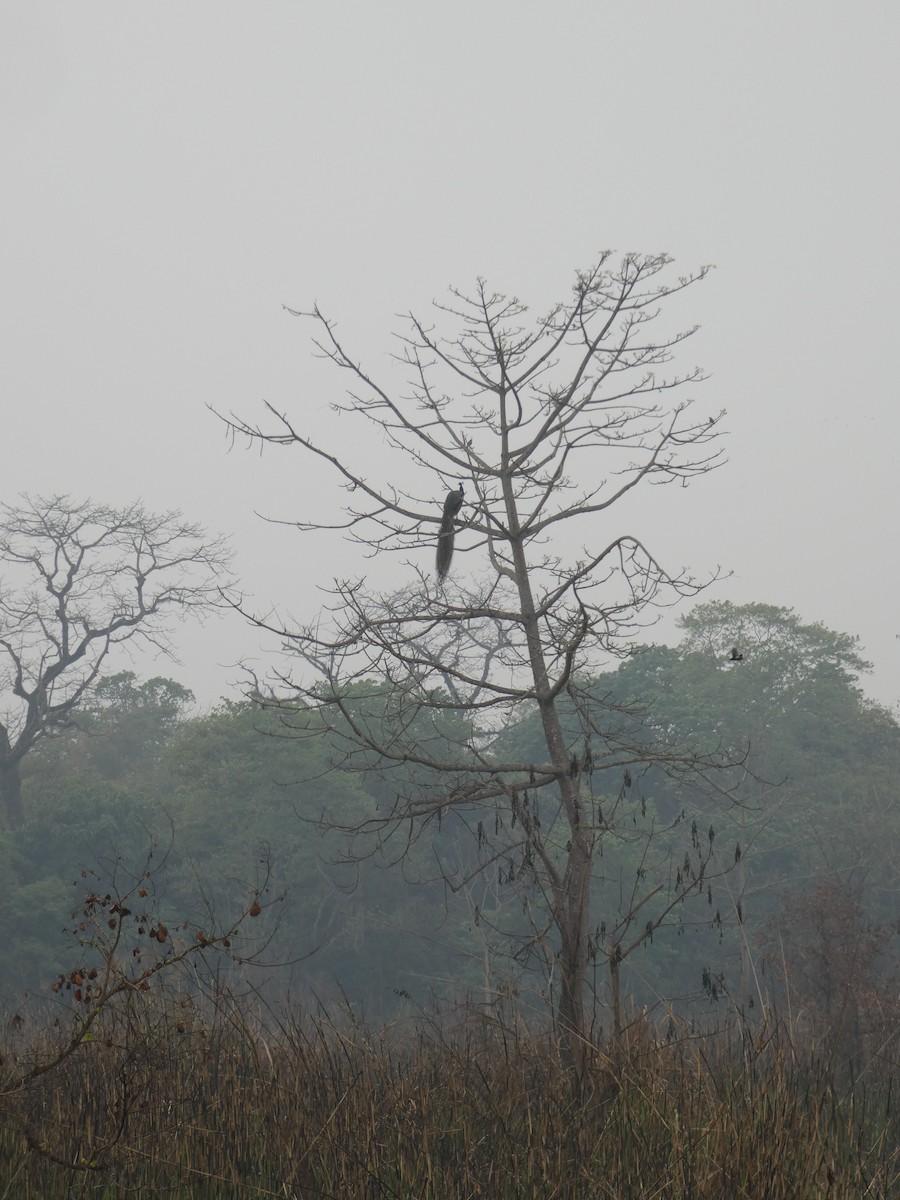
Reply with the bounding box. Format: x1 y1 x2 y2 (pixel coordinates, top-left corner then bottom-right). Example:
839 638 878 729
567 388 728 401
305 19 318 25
1 992 897 1199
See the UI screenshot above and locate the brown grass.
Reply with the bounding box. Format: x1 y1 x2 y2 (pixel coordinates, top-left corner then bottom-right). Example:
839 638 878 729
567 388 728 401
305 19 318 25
1 992 897 1199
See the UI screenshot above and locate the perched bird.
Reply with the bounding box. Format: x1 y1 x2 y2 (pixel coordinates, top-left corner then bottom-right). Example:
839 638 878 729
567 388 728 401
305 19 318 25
728 646 744 662
436 483 465 580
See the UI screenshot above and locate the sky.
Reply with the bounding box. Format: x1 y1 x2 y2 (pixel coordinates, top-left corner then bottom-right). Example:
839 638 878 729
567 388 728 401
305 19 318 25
2 2 898 710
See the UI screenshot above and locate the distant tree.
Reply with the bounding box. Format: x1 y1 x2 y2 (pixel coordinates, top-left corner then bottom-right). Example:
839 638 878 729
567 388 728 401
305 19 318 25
667 601 897 819
0 495 230 825
82 672 196 780
93 671 195 720
5 691 482 1011
598 601 900 1019
161 698 472 1011
223 253 734 1069
677 600 872 715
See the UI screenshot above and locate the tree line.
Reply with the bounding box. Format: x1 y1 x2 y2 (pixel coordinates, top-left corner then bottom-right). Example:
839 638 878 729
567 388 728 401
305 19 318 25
3 599 897 1055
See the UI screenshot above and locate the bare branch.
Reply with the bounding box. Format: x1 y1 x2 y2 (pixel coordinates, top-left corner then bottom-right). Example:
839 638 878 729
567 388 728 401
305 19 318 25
0 495 232 824
224 254 739 1066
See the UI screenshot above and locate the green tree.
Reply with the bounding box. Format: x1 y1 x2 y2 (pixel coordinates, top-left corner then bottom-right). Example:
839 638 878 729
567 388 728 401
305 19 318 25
160 699 476 1011
603 601 900 1017
5 679 482 1012
43 672 196 783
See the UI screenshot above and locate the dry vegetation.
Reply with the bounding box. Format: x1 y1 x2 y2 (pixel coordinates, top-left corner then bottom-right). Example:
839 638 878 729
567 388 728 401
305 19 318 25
1 987 897 1199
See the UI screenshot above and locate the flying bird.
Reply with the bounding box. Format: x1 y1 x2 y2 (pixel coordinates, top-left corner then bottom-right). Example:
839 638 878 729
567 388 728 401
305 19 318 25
436 483 464 580
728 646 744 662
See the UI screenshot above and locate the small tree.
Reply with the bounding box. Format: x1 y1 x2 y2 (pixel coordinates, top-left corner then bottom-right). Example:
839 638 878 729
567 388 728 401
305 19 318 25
760 875 893 1059
0 495 230 825
1 850 274 1176
224 253 733 1067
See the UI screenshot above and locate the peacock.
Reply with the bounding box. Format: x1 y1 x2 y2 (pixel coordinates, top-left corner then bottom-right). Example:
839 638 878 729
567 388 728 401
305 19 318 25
436 483 464 580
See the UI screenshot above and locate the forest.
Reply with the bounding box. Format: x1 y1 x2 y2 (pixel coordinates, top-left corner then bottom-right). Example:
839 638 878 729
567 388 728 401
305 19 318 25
2 600 898 1196
4 599 898 1034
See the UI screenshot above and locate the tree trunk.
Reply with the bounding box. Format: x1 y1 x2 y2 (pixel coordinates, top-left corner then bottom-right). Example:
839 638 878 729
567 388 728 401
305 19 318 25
556 819 593 1074
501 465 592 1073
609 943 623 1045
0 759 24 826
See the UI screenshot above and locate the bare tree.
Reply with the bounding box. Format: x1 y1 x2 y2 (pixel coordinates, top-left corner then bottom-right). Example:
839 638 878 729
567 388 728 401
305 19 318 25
222 253 736 1068
0 495 231 825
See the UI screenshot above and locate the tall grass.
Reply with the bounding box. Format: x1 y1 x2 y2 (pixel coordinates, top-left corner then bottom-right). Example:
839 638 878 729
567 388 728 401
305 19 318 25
1 991 897 1199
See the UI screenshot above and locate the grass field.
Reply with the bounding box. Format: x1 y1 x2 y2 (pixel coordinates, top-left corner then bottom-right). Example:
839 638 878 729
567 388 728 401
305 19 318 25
1 992 896 1199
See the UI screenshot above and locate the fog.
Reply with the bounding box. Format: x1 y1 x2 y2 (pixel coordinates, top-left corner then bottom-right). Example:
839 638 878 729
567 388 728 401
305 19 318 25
3 3 897 706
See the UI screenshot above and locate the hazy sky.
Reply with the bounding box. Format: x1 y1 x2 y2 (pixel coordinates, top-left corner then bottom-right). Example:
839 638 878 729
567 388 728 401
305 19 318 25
3 3 898 708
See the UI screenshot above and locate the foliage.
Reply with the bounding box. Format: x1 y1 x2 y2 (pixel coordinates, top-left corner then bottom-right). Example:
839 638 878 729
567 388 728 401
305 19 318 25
3 594 899 1034
6 688 485 1016
469 601 900 1020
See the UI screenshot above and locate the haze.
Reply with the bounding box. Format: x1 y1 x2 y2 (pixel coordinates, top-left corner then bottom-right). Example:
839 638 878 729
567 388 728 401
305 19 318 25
3 3 897 707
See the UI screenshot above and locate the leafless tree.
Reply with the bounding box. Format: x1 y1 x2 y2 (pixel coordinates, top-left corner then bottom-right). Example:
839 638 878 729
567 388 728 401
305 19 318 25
221 253 737 1069
0 495 231 825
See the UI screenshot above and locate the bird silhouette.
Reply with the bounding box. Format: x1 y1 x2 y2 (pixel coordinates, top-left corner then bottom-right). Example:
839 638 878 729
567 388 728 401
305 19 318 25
436 483 464 580
728 646 744 662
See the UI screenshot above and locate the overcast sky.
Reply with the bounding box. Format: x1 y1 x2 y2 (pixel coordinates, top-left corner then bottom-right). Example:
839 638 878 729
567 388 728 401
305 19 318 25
3 3 898 709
